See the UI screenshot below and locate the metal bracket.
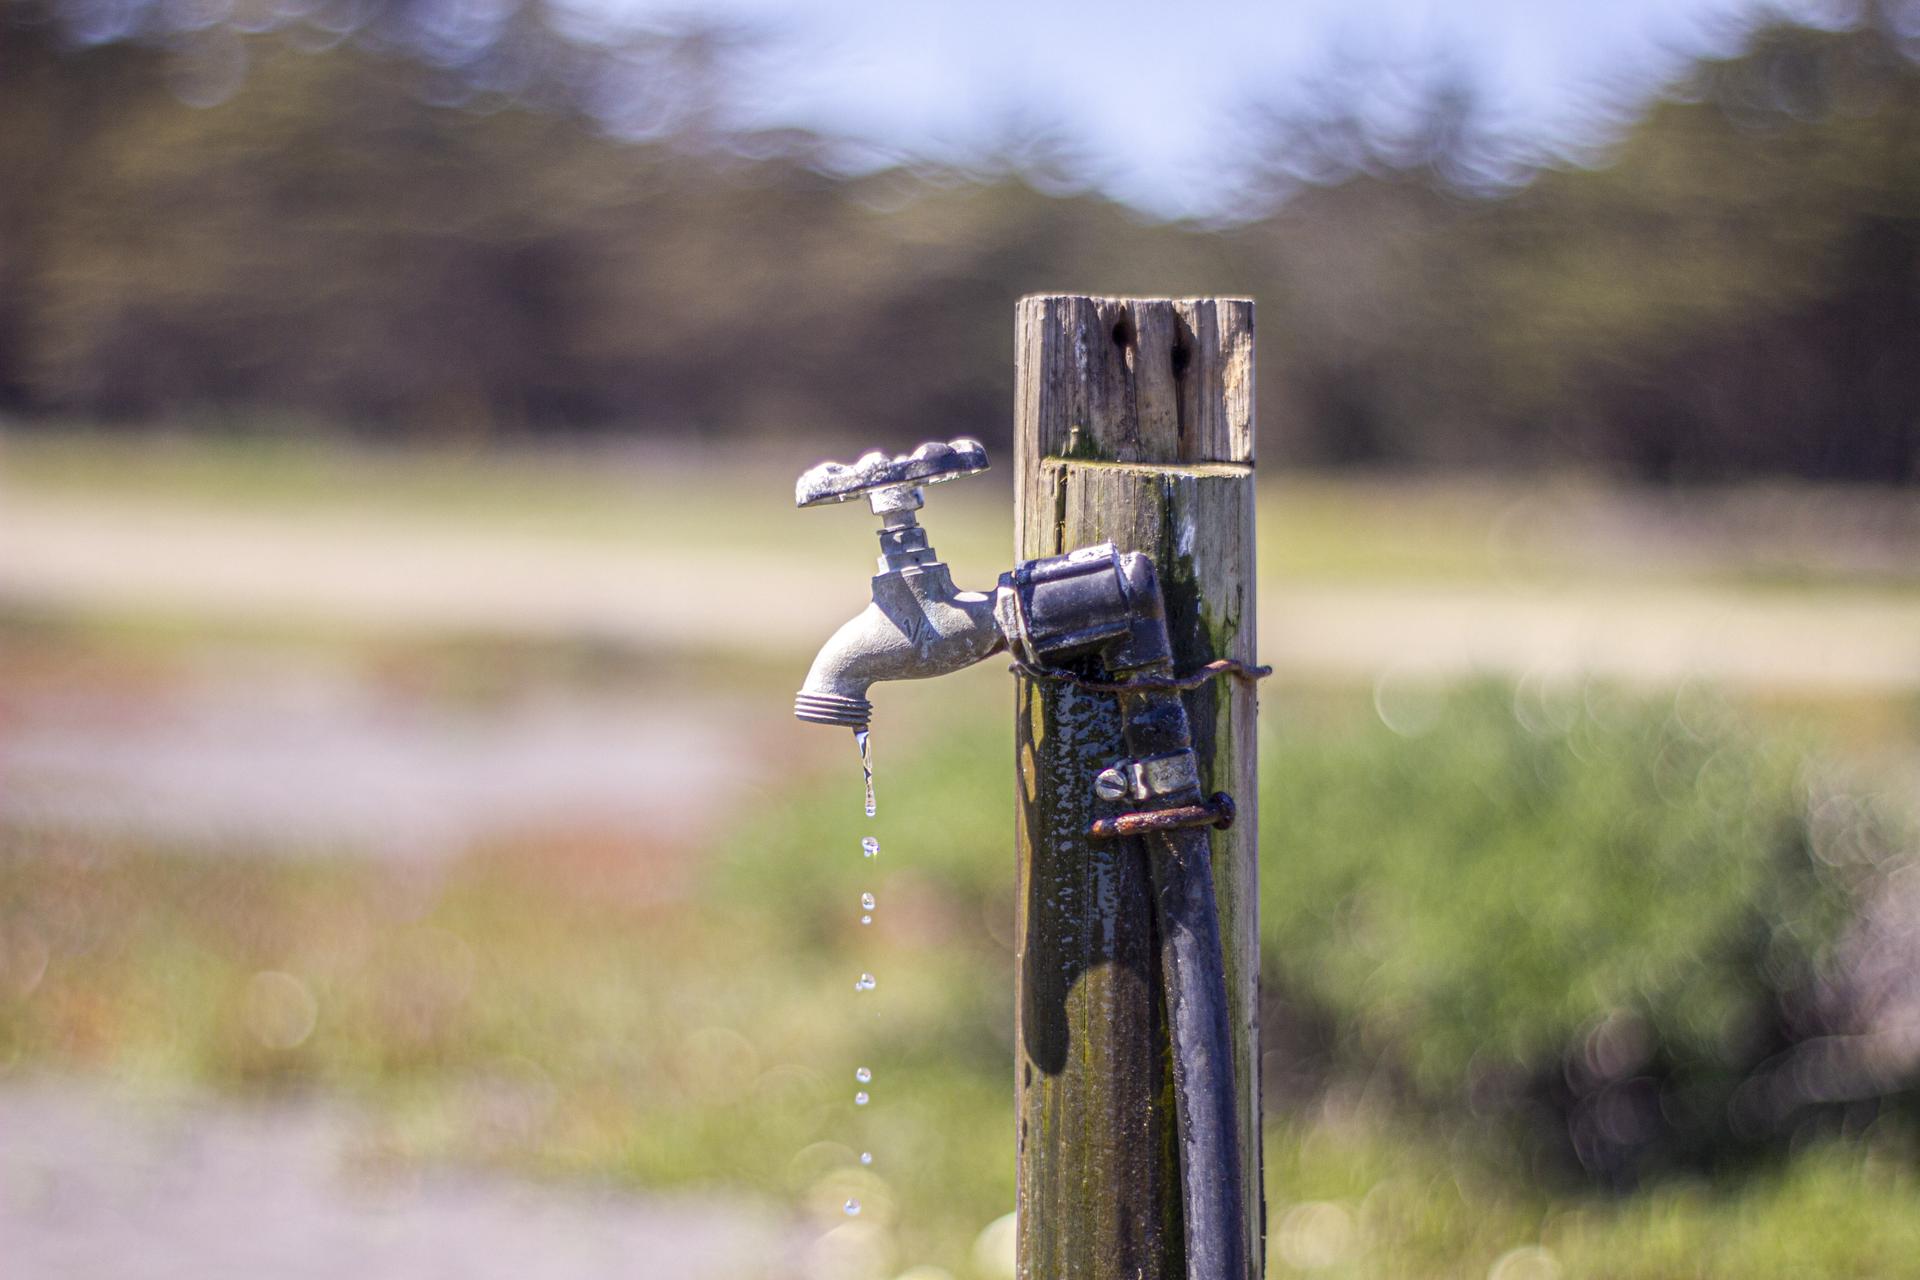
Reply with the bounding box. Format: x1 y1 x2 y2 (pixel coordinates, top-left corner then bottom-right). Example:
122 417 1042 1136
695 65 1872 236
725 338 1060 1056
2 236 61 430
1089 748 1229 840
1092 749 1200 804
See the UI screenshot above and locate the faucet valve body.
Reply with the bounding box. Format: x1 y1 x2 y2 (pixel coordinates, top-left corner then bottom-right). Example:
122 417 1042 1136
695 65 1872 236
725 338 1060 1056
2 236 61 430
876 508 940 574
789 437 1184 733
793 439 1003 731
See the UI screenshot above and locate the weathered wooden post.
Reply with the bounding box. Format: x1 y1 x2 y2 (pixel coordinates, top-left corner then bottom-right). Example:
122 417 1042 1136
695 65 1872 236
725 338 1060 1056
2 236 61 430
1012 295 1261 1276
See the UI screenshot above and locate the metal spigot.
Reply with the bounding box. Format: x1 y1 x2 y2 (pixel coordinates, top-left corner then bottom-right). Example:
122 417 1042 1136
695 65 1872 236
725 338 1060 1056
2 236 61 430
792 439 1004 729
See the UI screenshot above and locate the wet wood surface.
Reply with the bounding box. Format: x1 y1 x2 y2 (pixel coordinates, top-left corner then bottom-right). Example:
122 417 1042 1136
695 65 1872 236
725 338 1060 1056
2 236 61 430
1013 295 1262 1278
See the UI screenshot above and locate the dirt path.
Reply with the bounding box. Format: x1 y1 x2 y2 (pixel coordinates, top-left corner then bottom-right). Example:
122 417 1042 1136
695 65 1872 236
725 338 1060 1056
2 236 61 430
0 1080 802 1280
5 492 1919 691
1268 581 1920 692
0 647 767 863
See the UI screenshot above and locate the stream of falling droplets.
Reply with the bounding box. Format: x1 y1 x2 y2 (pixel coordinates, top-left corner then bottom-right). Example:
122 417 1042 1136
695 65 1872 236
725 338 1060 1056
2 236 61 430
848 728 879 1213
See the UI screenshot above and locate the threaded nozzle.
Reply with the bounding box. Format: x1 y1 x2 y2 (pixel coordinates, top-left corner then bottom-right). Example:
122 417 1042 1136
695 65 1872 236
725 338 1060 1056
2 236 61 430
794 691 872 729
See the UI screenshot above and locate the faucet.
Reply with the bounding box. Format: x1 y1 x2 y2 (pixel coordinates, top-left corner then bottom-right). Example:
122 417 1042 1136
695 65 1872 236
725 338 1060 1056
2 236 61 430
792 439 1005 730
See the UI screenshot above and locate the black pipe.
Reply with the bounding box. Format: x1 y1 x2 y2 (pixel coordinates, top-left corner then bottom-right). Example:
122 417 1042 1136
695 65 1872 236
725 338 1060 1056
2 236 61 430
1114 689 1247 1280
1106 555 1248 1280
1146 822 1248 1280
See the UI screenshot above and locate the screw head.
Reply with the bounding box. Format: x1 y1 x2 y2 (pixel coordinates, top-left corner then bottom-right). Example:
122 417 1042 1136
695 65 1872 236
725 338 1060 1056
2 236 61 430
1093 766 1130 802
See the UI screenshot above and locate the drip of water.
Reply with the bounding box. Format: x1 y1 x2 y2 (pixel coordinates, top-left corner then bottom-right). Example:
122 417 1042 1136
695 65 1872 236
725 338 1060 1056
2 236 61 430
854 728 875 817
846 741 880 1223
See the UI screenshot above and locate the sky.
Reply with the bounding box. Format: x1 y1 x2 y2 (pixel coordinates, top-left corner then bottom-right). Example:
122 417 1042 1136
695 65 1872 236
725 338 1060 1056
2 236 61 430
581 0 1839 218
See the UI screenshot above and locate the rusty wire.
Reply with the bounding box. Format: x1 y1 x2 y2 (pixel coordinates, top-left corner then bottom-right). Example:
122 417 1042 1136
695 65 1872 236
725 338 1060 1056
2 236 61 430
1008 657 1273 694
1087 793 1237 840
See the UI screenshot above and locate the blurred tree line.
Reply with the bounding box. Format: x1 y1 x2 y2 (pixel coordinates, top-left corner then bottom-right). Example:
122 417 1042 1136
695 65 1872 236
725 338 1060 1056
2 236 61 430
2 0 1918 481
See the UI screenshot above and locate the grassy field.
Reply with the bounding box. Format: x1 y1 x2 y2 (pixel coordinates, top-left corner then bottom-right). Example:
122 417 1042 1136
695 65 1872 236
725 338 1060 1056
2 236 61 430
4 673 1916 1277
4 432 1919 1276
8 428 1919 593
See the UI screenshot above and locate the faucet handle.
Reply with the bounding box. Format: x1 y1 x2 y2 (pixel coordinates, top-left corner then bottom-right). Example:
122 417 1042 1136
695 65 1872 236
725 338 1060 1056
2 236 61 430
795 438 989 511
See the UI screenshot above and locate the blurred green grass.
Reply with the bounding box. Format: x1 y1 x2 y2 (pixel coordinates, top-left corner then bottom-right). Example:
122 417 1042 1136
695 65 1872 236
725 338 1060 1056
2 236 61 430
1261 683 1855 1097
2 677 1912 1277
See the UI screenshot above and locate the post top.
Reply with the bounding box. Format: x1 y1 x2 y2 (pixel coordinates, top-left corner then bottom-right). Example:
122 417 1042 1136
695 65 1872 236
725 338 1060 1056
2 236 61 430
1017 293 1254 306
1015 295 1255 468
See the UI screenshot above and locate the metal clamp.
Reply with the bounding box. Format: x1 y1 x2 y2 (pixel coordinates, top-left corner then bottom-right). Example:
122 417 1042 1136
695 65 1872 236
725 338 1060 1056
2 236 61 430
1093 749 1200 804
1089 749 1229 841
1088 792 1236 841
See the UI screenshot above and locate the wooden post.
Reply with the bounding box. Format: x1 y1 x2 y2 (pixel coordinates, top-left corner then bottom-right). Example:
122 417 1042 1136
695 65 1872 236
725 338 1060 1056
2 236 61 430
1012 295 1261 1277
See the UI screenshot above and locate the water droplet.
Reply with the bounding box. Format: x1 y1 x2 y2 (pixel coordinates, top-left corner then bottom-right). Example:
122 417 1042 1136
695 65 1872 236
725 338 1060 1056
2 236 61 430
854 973 876 991
854 1090 869 1106
844 1198 861 1216
861 836 879 859
854 729 875 817
860 914 872 926
859 1151 873 1166
855 1067 871 1083
860 892 876 912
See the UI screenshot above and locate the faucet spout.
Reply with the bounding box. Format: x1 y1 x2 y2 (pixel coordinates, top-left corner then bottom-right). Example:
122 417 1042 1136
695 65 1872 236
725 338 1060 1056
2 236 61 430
794 561 1004 729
